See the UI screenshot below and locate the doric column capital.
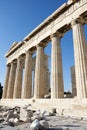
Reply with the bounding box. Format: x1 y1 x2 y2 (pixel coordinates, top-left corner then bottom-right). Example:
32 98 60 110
16 56 24 68
17 56 22 60
10 61 16 67
17 55 25 63
10 61 14 65
71 19 80 26
7 63 11 67
36 43 43 49
36 41 47 49
71 18 84 27
50 32 63 39
11 59 17 66
26 50 32 55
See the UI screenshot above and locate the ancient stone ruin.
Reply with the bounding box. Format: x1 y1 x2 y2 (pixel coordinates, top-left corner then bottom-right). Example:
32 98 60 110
1 0 87 118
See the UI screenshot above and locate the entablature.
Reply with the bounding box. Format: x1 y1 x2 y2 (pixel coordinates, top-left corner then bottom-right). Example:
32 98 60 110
6 0 87 64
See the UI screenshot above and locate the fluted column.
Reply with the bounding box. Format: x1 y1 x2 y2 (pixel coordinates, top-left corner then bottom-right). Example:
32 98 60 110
71 66 76 97
23 51 32 98
13 57 23 98
2 65 11 98
86 45 87 73
44 54 50 95
34 45 45 98
7 62 16 98
51 33 64 98
71 19 87 98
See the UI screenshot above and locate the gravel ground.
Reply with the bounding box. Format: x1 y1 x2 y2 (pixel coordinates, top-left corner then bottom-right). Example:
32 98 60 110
1 115 87 130
0 104 87 130
17 115 87 130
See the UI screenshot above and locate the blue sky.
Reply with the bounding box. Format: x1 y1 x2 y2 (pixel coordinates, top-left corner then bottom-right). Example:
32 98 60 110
0 0 87 92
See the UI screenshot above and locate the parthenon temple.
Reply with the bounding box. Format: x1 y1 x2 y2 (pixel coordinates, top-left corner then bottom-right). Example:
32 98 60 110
2 0 87 101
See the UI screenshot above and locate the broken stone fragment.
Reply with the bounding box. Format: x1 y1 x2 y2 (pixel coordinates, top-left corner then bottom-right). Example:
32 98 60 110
22 104 31 109
0 118 4 123
30 119 40 130
34 109 41 116
8 118 23 126
32 109 46 121
43 111 55 117
9 118 19 123
20 108 33 122
5 111 19 122
39 120 49 130
14 106 20 114
3 111 9 119
52 108 56 113
41 110 46 116
26 109 33 121
31 115 43 121
8 118 16 126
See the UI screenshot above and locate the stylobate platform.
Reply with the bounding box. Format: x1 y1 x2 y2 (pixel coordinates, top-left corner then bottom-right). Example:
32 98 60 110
1 98 87 118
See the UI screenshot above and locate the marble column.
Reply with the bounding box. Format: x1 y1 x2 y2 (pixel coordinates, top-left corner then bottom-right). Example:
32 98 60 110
7 62 16 98
2 65 11 98
51 33 64 98
23 51 32 98
34 45 45 98
44 54 50 95
13 57 23 98
71 66 77 97
85 43 87 71
71 19 87 98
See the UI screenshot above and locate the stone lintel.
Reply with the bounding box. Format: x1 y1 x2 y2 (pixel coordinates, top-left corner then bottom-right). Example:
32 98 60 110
67 0 79 5
5 41 25 58
24 3 67 42
5 0 86 62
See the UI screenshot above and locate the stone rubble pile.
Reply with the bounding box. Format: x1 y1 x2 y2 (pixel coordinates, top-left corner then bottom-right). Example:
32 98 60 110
0 105 87 130
0 104 56 130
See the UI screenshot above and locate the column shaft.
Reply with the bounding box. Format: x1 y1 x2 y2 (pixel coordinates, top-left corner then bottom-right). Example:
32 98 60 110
71 66 77 97
7 62 16 98
13 58 23 98
51 33 64 98
23 51 32 98
34 45 45 98
44 54 50 95
3 65 10 98
72 19 87 98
